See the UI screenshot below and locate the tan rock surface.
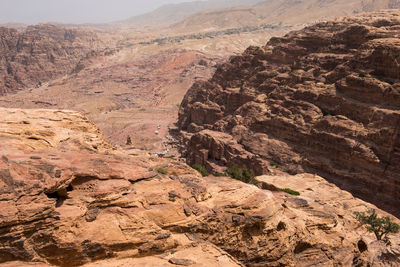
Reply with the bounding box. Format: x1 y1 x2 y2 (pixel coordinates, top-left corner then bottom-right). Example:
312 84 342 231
177 10 400 217
0 107 399 266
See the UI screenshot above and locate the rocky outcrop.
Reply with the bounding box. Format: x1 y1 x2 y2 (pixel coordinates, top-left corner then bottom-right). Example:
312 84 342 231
177 11 400 217
0 24 103 95
1 107 399 266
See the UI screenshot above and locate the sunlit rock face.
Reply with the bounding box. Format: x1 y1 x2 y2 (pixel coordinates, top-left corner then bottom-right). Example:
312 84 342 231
0 110 399 265
178 11 400 217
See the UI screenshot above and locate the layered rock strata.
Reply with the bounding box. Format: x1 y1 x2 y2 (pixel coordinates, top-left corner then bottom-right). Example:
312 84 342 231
177 11 400 217
0 24 103 95
0 107 399 266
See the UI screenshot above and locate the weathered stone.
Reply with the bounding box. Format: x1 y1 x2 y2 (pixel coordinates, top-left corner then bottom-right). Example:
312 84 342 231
177 11 400 217
0 107 399 266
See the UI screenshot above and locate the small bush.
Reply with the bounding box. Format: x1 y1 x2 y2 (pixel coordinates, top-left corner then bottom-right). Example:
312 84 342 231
126 135 132 146
192 164 209 177
215 172 228 177
354 209 399 240
227 164 255 184
156 168 168 175
280 188 300 196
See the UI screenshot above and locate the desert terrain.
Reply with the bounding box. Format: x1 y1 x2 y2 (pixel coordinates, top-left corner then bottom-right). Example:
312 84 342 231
0 0 400 266
1 0 399 154
0 18 291 154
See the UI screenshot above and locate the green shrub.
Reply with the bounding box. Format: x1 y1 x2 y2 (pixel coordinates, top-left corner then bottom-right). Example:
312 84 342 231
280 188 300 196
215 172 228 177
354 209 399 240
156 168 168 175
227 164 255 184
192 164 209 177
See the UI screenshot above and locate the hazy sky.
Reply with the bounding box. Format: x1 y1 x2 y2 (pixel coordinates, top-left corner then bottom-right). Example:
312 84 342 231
0 0 193 25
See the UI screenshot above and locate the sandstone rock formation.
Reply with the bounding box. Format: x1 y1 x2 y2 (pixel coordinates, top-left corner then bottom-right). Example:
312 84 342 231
177 11 400 217
1 107 399 266
0 24 103 95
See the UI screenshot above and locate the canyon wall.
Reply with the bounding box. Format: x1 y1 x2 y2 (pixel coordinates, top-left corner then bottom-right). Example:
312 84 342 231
0 24 103 95
178 11 400 217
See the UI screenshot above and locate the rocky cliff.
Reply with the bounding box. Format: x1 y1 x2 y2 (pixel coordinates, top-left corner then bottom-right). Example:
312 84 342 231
1 107 399 266
177 11 400 217
0 24 103 95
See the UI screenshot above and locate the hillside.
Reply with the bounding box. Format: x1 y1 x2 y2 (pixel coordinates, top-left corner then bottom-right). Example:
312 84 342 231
177 10 400 217
172 0 400 32
0 24 106 95
114 0 263 28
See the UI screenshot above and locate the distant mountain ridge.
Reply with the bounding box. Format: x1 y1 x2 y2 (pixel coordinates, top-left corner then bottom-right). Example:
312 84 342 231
171 0 400 32
113 0 263 28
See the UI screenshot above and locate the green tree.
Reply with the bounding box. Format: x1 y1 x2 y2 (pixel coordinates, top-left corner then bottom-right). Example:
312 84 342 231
227 164 255 184
354 209 399 240
192 164 209 177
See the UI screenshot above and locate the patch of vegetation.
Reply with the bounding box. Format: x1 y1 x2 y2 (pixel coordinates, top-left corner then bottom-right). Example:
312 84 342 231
156 167 168 175
215 172 228 177
280 188 300 196
139 108 146 112
359 72 366 78
354 209 399 241
164 155 176 160
192 164 209 177
227 164 255 184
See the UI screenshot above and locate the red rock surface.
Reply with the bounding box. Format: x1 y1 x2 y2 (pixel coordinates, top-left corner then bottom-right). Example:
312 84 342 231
177 11 400 217
1 107 399 266
0 24 104 95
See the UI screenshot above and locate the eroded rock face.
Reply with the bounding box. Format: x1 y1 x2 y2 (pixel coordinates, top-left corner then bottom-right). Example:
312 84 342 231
177 11 400 217
1 108 399 266
0 24 104 95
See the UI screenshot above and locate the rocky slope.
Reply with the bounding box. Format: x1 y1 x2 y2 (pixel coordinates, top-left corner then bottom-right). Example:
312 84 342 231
0 24 104 95
177 11 400 217
1 107 399 266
